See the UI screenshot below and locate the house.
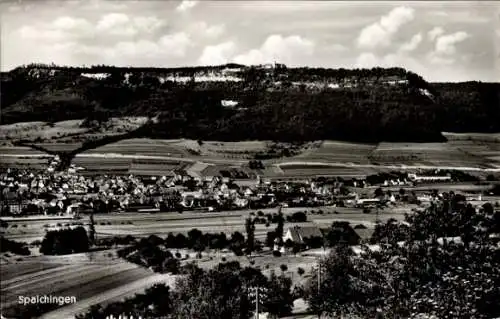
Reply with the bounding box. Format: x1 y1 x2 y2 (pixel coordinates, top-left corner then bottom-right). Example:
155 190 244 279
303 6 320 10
283 225 323 245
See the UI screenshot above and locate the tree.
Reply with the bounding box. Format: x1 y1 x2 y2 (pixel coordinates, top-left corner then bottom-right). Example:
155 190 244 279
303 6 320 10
171 263 252 318
264 272 294 318
245 217 255 255
40 227 89 255
274 209 285 248
374 187 384 198
266 231 276 249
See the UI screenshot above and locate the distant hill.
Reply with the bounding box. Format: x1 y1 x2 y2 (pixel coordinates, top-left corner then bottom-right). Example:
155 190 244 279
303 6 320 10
1 63 499 143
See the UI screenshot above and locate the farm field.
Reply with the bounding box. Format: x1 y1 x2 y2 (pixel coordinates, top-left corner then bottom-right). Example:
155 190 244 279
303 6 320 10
0 156 50 170
0 146 46 155
277 163 376 179
82 138 190 158
39 272 178 319
0 250 170 318
291 141 376 165
203 140 268 152
0 118 149 145
369 142 494 168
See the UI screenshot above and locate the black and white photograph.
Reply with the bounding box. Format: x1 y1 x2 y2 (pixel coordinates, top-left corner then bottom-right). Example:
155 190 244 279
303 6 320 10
0 0 499 318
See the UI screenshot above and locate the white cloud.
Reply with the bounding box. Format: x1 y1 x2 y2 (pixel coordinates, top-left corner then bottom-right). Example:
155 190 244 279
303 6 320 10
357 6 415 49
96 13 165 37
198 42 237 65
399 33 423 52
18 16 93 41
96 13 129 31
176 0 198 12
190 22 225 39
157 32 192 57
355 52 379 68
64 32 192 62
434 31 469 55
234 34 315 65
52 16 92 31
428 26 444 41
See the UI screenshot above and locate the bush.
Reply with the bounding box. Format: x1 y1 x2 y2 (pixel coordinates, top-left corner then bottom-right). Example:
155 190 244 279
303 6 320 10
40 227 89 255
280 264 288 272
175 252 181 259
1 237 31 255
185 254 190 259
249 260 256 265
221 257 227 262
297 267 305 276
11 224 18 228
273 250 282 257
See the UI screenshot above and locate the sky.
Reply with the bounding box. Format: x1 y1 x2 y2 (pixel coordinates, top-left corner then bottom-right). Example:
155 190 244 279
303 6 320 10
0 0 498 82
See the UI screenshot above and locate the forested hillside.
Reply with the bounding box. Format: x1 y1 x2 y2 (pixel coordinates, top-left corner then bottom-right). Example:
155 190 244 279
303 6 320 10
1 63 499 142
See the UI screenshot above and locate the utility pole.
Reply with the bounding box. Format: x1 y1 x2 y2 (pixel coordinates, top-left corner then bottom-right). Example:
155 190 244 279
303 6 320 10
317 258 322 319
248 286 268 319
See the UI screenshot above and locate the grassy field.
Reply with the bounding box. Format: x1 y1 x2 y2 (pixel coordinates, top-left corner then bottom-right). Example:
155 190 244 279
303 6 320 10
82 138 190 158
0 118 148 146
291 141 376 165
0 157 50 170
369 142 492 168
278 163 375 179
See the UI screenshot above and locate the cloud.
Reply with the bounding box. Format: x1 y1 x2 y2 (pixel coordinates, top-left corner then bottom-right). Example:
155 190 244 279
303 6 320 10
198 42 237 65
428 26 444 41
56 32 191 63
18 16 94 41
426 31 469 66
190 22 225 39
434 31 469 55
176 0 198 12
357 6 415 49
234 34 315 65
399 33 423 52
96 13 165 37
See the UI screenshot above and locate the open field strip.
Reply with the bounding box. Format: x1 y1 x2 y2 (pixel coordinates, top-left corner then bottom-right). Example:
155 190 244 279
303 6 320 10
39 273 179 319
276 161 500 173
0 146 47 155
369 142 493 168
292 141 376 164
2 264 106 295
2 206 412 243
82 138 189 157
1 261 152 311
0 263 69 284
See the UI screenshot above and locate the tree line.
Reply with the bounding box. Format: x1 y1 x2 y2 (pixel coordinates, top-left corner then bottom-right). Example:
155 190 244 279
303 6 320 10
2 64 498 143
